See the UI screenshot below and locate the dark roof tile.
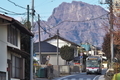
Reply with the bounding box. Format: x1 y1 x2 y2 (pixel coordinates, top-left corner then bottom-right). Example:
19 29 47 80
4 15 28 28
34 41 60 52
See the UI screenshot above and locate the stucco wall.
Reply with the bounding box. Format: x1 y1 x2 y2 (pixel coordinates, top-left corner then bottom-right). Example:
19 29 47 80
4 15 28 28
0 25 7 72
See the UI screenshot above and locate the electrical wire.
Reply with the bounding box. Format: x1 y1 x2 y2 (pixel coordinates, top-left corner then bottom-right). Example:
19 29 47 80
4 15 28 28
35 0 56 8
33 12 110 39
0 10 8 14
0 7 26 15
42 13 109 31
34 14 55 36
32 11 111 44
7 0 27 10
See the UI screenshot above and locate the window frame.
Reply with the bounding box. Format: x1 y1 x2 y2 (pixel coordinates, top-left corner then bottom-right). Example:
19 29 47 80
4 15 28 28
0 71 6 80
11 54 24 79
7 25 18 46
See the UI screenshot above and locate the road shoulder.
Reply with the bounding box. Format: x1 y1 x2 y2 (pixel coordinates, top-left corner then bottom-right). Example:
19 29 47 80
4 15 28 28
98 75 105 80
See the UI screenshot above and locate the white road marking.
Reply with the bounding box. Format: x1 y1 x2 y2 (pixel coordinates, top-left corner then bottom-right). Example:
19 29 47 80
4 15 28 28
79 78 83 80
63 79 68 80
57 75 75 80
86 78 91 80
56 75 102 80
71 78 76 80
93 75 100 80
56 78 92 80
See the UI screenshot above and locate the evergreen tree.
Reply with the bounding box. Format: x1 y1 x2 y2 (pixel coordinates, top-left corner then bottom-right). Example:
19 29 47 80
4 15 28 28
60 45 74 64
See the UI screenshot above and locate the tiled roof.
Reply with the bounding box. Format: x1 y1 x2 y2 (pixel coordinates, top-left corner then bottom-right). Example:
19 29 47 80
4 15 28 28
34 41 60 52
43 35 80 46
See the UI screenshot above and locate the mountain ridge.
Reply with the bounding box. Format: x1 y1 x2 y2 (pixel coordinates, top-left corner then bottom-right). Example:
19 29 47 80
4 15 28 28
34 1 109 47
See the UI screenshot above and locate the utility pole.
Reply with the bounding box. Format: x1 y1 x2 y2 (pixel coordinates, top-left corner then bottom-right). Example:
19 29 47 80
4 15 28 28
38 14 41 65
109 0 114 69
57 29 59 65
30 0 34 80
57 29 60 77
27 5 30 30
100 0 114 69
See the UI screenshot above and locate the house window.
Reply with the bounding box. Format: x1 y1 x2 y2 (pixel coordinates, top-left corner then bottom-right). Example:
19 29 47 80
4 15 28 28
11 55 23 78
0 72 6 80
7 25 18 46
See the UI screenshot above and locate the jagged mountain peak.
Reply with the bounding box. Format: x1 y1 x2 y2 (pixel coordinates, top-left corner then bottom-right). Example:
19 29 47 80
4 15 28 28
48 1 107 25
34 1 108 47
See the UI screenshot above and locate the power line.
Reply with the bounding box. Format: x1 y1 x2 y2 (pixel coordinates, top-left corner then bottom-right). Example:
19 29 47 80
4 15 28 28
33 14 55 37
40 21 56 36
34 9 109 34
35 0 55 8
40 13 109 31
7 0 27 10
0 7 26 15
33 12 109 39
0 10 8 14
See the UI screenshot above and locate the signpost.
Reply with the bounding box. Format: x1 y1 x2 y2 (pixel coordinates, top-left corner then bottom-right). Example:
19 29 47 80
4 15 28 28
80 53 83 73
79 53 83 65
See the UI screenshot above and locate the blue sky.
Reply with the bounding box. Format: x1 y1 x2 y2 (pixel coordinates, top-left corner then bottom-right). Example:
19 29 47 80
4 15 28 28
0 0 108 21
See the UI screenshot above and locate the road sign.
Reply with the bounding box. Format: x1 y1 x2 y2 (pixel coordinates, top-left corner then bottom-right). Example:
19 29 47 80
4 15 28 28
80 56 83 58
80 53 83 56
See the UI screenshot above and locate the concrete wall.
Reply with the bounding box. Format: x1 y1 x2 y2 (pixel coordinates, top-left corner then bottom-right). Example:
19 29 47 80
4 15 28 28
53 65 81 77
38 65 82 78
49 55 65 65
60 66 70 74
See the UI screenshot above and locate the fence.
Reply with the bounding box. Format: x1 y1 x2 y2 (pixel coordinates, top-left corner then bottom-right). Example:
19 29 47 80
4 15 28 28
35 65 83 79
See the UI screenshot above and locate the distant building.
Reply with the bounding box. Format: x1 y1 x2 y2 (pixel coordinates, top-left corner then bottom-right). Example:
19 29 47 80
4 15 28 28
34 35 80 65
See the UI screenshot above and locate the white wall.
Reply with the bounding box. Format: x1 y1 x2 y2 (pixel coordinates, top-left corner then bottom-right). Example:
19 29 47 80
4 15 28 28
47 39 71 48
49 55 65 65
35 52 65 65
0 20 21 80
0 25 7 72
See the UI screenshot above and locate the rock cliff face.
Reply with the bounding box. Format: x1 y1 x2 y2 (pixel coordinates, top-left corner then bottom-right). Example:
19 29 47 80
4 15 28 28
34 1 109 47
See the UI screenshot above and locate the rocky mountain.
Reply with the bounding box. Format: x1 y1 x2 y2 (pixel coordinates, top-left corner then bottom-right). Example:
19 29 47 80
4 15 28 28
34 1 109 47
